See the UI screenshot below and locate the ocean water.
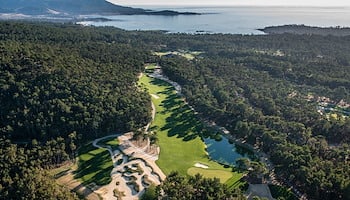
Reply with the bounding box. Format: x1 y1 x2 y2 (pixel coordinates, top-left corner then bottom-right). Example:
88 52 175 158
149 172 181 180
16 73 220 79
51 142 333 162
81 6 350 34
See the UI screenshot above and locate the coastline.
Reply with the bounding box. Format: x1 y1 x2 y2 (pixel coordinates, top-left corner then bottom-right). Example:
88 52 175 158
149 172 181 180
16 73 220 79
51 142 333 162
259 24 350 36
3 7 350 35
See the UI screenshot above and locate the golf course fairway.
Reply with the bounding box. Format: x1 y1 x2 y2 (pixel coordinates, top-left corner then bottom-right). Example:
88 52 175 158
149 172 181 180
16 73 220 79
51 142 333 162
139 71 243 184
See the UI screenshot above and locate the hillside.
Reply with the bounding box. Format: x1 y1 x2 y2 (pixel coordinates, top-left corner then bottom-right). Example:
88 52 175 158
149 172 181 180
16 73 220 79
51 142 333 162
0 0 199 16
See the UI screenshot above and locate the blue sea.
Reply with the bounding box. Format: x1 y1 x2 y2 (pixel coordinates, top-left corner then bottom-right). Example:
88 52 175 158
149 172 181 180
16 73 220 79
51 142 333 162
80 6 350 34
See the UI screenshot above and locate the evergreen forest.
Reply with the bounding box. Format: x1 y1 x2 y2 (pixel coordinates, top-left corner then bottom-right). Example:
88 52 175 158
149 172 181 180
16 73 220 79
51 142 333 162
0 21 349 199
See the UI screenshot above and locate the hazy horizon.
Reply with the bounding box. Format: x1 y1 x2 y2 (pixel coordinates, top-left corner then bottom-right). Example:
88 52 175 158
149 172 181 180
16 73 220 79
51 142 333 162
107 0 350 7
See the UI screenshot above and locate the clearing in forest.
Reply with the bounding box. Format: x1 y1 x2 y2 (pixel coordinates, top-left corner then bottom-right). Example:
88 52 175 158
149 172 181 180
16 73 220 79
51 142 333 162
139 72 242 184
153 50 202 60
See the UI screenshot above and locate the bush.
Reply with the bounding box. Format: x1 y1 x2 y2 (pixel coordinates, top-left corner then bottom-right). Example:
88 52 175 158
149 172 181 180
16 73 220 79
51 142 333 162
141 184 157 200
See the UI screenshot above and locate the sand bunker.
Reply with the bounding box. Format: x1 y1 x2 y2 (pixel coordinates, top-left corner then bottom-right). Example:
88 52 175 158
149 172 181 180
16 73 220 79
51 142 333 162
151 94 160 99
194 163 209 169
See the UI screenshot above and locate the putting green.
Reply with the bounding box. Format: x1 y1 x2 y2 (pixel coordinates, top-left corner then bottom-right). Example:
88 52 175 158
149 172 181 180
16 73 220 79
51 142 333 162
187 167 233 183
139 72 242 184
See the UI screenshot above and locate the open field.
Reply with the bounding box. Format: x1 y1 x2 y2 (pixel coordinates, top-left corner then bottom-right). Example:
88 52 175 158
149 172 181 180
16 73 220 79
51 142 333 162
140 73 243 184
53 163 101 200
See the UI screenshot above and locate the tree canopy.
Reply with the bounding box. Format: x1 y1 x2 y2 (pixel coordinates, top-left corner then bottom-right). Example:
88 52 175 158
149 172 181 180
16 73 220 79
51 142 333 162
157 32 350 199
0 21 153 199
1 21 349 199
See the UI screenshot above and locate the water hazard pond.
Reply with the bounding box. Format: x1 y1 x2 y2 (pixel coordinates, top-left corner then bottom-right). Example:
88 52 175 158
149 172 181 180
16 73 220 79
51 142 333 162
146 65 258 169
203 136 257 166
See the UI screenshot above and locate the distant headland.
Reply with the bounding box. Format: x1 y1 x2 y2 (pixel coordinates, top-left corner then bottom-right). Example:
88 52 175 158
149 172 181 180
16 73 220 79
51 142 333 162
0 0 200 18
259 24 350 36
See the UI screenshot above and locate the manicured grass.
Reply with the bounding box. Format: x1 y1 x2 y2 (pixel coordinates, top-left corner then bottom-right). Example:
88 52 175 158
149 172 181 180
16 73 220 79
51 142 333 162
145 63 157 70
74 142 113 186
106 139 119 146
187 167 233 183
225 173 246 189
140 74 241 185
97 137 119 151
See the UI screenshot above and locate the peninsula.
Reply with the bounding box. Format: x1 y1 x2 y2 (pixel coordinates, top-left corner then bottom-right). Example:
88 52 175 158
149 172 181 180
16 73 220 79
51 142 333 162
0 0 199 17
259 24 350 36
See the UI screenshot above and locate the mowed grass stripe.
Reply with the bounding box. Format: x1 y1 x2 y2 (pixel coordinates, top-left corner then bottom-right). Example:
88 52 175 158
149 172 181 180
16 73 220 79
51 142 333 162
187 167 233 183
140 74 242 184
74 142 113 186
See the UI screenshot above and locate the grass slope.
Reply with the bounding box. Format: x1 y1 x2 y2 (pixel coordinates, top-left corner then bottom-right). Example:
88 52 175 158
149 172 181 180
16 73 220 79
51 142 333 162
187 167 233 183
74 142 113 186
140 72 242 184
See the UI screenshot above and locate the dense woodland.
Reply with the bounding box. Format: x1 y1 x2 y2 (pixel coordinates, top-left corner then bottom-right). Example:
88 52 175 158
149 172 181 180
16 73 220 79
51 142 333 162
142 172 245 200
157 33 350 199
260 25 350 36
0 22 152 199
0 137 78 199
0 21 349 199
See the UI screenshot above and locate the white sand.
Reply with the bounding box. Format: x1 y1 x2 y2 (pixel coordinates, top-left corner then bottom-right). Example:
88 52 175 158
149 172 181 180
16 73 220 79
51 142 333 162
92 132 166 200
151 94 160 99
194 163 209 169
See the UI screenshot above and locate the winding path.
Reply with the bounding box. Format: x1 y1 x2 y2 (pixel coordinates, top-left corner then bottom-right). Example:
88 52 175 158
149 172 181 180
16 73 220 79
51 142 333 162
92 132 165 200
90 81 165 199
92 134 121 166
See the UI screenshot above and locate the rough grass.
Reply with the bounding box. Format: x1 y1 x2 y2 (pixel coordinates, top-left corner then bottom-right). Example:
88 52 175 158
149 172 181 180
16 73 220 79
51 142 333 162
140 74 241 185
50 162 77 178
74 142 113 186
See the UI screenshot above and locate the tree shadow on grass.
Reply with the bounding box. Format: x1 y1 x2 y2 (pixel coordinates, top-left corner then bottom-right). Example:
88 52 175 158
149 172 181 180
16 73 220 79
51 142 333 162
150 79 173 92
151 78 205 142
74 143 113 186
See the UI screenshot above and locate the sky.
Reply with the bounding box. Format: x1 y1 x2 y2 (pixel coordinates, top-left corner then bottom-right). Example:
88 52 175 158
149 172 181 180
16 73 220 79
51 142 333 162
108 0 350 7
